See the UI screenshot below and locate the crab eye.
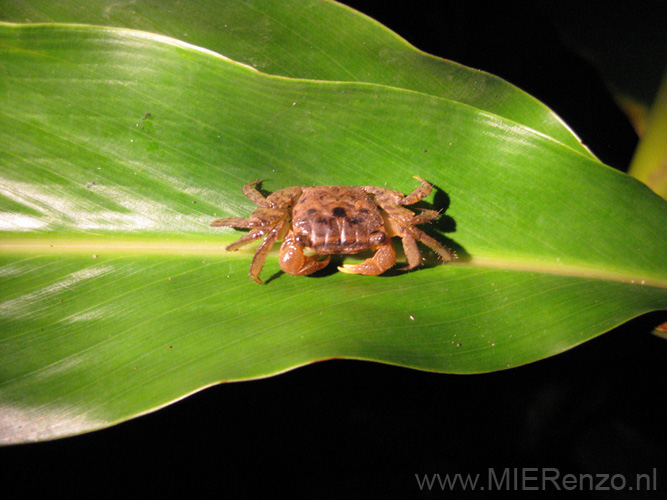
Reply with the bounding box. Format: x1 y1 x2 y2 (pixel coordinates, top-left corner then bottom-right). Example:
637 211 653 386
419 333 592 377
369 231 385 246
295 232 309 247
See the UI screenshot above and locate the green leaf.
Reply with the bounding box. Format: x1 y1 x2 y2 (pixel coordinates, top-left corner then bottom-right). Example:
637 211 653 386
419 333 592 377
628 70 667 199
0 0 595 159
1 18 667 443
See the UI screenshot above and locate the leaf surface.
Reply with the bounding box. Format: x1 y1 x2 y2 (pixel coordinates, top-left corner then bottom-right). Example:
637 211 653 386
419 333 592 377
1 21 666 443
0 0 595 158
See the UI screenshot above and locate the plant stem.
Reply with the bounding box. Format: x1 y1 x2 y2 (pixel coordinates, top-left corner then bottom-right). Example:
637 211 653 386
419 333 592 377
628 68 667 199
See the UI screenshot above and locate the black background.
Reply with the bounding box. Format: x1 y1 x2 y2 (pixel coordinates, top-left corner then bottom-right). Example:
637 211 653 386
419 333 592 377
3 1 666 498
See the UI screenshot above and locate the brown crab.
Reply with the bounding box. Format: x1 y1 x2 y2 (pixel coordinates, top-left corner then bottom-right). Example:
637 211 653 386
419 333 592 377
211 177 452 283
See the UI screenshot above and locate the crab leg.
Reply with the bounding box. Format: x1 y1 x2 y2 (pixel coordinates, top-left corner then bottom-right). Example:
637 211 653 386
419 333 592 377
400 176 433 205
241 180 270 207
405 225 453 262
247 220 290 284
398 232 421 270
225 228 268 252
383 213 453 267
210 217 256 228
211 212 282 253
409 208 441 224
279 231 331 276
337 238 396 276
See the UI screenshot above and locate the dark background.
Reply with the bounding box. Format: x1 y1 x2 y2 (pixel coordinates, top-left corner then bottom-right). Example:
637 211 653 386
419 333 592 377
3 1 666 498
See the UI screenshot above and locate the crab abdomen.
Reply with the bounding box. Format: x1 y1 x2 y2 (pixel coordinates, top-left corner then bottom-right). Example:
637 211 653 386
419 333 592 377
291 186 385 254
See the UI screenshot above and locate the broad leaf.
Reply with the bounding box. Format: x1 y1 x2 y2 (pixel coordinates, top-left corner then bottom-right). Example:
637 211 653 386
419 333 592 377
1 18 667 443
0 0 595 159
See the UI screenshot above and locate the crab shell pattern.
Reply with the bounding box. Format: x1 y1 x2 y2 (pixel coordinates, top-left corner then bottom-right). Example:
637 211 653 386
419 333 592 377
211 177 452 283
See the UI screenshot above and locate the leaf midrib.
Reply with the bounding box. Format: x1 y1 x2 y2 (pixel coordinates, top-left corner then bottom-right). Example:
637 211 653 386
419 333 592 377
2 237 666 289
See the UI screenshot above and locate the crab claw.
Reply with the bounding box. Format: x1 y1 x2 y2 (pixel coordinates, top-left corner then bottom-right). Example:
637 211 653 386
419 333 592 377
279 231 331 276
337 240 396 276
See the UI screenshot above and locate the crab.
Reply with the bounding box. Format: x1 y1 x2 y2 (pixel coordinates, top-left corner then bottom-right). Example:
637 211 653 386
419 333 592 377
211 177 452 283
